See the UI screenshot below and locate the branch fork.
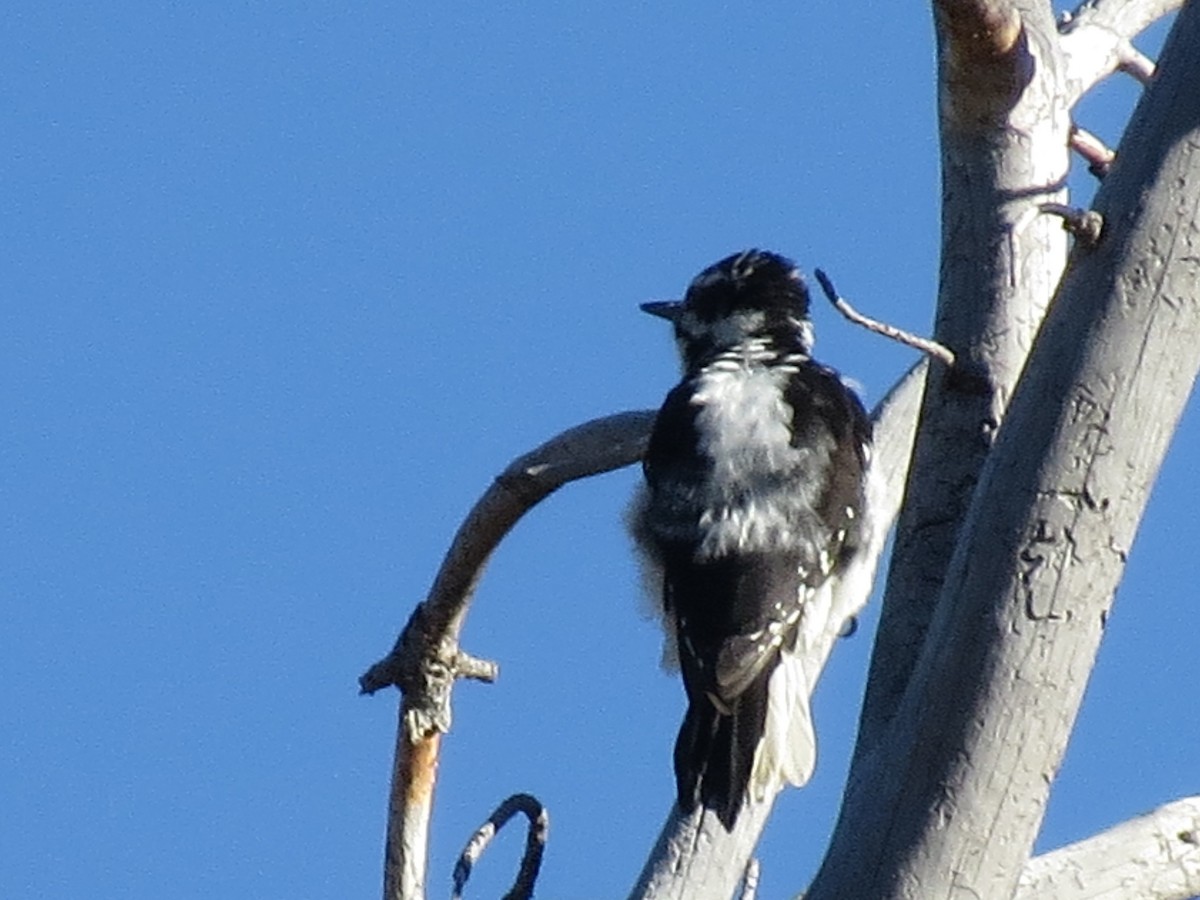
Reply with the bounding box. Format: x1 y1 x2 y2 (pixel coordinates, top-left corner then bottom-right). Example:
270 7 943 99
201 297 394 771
360 603 498 739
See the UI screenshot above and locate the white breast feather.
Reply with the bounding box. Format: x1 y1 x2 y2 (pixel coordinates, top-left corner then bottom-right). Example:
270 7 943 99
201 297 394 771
689 359 829 558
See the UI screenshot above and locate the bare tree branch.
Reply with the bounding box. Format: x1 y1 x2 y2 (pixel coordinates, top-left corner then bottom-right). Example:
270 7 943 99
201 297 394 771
1063 0 1183 42
1075 124 1118 178
365 410 655 900
363 410 658 694
452 793 549 900
1070 124 1117 179
810 6 1200 895
383 729 439 900
1117 39 1158 82
1059 0 1181 104
632 361 927 900
631 801 777 900
856 0 1072 765
739 858 761 900
813 269 956 367
1017 797 1200 900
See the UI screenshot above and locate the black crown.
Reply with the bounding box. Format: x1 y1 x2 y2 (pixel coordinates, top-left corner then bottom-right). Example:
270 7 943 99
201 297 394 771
683 250 810 323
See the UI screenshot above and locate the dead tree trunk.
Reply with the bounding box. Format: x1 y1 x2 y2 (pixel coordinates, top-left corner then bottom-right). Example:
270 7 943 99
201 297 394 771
809 1 1200 897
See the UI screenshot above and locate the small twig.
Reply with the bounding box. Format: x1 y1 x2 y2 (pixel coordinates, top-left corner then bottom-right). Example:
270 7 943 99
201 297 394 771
1010 200 1105 250
813 269 955 367
453 650 500 683
1038 202 1105 247
1117 40 1156 84
1070 124 1116 179
452 793 549 900
739 857 761 900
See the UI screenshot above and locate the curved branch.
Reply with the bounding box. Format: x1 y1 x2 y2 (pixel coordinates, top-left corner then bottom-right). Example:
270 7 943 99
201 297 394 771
365 410 655 900
1017 796 1200 900
452 793 549 900
360 410 656 699
1059 0 1181 104
362 410 657 691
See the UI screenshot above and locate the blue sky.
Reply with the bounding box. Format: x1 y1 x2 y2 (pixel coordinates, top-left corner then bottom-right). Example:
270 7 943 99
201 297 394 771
1 4 1192 899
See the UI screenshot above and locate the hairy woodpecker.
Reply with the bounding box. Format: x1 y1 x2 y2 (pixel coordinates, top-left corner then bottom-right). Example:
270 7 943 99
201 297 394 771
632 249 876 829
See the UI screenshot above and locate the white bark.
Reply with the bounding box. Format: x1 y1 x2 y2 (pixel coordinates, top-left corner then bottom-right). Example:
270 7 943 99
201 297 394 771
1017 797 1200 900
857 0 1072 765
809 4 1200 897
1060 0 1184 103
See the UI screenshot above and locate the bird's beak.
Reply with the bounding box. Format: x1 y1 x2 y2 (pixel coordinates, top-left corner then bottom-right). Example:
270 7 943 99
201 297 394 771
640 300 684 322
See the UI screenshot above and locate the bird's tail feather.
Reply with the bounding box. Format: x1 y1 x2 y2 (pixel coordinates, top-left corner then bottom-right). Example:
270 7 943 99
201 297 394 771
674 672 771 830
751 648 816 800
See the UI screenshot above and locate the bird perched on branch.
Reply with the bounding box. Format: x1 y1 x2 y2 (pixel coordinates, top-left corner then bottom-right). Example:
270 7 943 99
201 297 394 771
631 249 876 829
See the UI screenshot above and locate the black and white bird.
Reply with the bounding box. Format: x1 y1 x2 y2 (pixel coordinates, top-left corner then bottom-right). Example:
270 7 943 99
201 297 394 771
631 249 878 829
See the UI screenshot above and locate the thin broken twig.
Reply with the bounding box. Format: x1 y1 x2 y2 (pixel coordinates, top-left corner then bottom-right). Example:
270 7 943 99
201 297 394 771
1039 202 1105 246
1117 40 1156 83
813 269 956 367
1070 124 1116 178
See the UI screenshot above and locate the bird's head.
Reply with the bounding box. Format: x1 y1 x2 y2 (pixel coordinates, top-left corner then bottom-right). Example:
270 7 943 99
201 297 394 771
642 250 813 370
